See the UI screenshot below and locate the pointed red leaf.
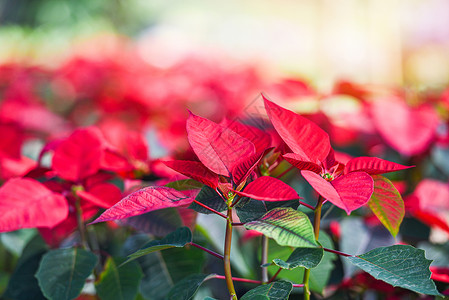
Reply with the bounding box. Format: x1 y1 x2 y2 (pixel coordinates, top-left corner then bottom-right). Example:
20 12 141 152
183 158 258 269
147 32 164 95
345 157 413 175
283 153 322 174
52 127 104 181
232 148 273 185
233 176 300 201
301 170 374 214
263 95 331 163
76 183 122 209
224 119 272 153
0 178 69 232
163 160 219 188
88 186 194 224
186 112 255 176
371 98 439 156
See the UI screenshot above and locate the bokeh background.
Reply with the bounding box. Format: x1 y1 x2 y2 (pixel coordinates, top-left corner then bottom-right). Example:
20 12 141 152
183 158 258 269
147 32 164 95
1 0 449 88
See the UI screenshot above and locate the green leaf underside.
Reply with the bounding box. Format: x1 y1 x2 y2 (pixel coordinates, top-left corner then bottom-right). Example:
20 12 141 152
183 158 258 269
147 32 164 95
188 185 227 214
95 257 143 300
245 207 318 248
236 198 299 223
124 227 192 264
368 175 404 237
273 247 324 270
241 280 293 300
35 248 98 300
346 245 441 295
166 273 214 300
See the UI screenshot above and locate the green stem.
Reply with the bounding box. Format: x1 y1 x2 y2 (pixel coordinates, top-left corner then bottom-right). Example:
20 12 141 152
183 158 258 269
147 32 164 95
303 196 324 300
224 207 237 300
75 196 89 250
261 235 269 283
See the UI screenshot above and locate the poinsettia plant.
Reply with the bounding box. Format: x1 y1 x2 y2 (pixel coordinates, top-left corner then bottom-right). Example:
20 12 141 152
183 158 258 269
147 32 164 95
1 54 449 300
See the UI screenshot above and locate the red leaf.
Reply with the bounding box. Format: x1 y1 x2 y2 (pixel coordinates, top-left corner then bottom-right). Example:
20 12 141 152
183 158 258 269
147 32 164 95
223 119 272 153
0 124 23 159
283 153 322 173
430 267 449 283
233 176 299 201
76 182 122 208
88 186 194 224
371 98 439 156
263 95 331 163
100 148 133 173
163 160 219 188
52 127 104 181
0 178 68 232
344 157 413 175
415 179 449 213
301 170 374 214
412 210 449 235
186 112 255 176
0 156 36 180
232 148 273 185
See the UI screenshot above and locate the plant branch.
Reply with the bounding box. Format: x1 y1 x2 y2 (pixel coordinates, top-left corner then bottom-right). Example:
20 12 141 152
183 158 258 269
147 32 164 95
190 242 224 260
299 200 315 210
224 207 237 300
193 200 227 219
261 235 269 283
276 166 294 179
323 247 351 257
213 275 262 284
74 196 89 250
231 222 245 226
268 268 282 283
303 195 324 300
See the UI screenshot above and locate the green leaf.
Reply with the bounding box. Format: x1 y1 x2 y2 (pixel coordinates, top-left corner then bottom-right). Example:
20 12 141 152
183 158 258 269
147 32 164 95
167 274 214 300
124 227 192 264
120 207 183 237
35 248 98 300
95 257 143 300
308 232 337 294
3 235 48 300
346 245 441 295
273 247 323 270
244 207 318 248
121 234 174 300
368 175 405 237
241 280 293 300
162 246 205 283
189 186 227 214
236 198 299 223
165 179 204 191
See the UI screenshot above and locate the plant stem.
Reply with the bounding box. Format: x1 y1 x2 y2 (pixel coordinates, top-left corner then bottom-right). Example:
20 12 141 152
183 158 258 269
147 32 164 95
224 207 237 300
75 196 89 250
213 275 262 284
190 242 224 260
299 200 315 210
303 196 324 300
323 247 351 257
193 200 227 219
231 222 245 226
261 235 269 283
268 268 282 283
275 166 294 179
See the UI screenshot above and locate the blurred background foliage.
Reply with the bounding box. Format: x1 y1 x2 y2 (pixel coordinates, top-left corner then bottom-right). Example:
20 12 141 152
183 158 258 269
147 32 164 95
1 0 449 89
